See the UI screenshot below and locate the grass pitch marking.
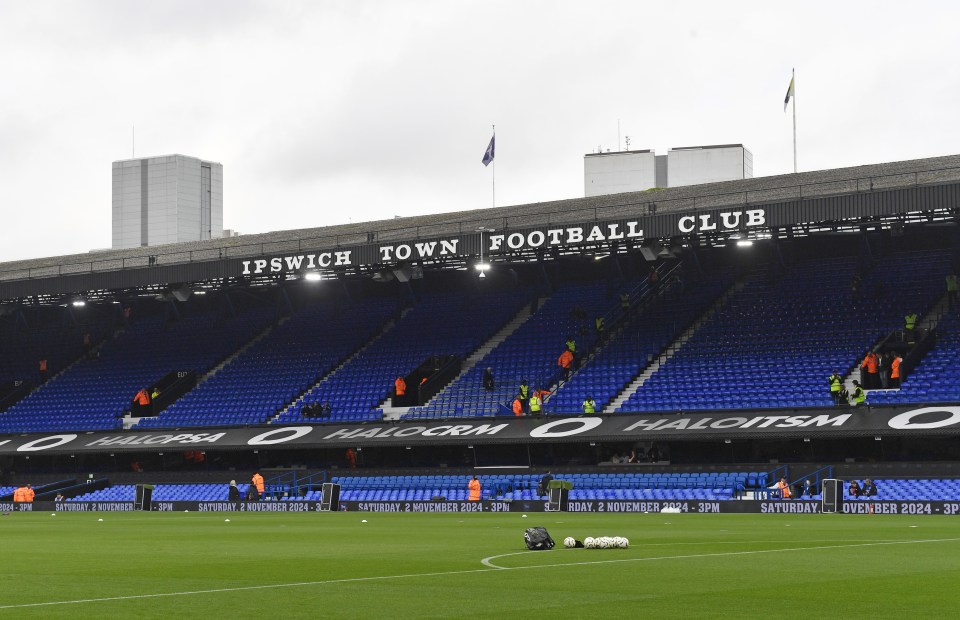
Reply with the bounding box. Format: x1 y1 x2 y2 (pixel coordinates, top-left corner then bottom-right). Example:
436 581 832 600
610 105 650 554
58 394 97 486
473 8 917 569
479 536 960 568
1 537 958 610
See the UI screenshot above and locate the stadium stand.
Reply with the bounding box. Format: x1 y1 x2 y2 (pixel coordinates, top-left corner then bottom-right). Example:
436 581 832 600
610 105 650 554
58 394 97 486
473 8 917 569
3 154 960 520
135 297 397 428
60 476 960 504
329 472 754 501
274 287 533 424
0 303 277 432
867 311 960 405
404 279 629 419
0 305 113 385
616 249 952 412
548 269 737 413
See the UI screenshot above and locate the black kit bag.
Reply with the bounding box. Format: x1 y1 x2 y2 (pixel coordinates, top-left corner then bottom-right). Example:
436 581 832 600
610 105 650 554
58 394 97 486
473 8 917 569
524 526 555 550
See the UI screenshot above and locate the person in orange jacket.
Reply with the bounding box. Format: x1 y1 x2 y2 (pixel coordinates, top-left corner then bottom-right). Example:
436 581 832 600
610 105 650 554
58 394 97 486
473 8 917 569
251 472 265 499
558 349 574 379
395 376 407 397
12 486 23 502
468 475 481 501
23 484 34 503
860 351 879 389
775 477 792 499
132 387 151 416
890 353 903 388
512 396 523 417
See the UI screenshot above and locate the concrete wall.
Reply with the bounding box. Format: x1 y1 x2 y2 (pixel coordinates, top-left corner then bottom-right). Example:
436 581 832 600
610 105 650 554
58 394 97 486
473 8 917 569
584 151 658 197
112 155 223 249
667 145 753 188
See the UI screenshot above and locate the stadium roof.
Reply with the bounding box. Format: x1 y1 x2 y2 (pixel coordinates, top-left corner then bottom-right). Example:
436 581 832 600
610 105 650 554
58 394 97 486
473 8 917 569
2 153 960 303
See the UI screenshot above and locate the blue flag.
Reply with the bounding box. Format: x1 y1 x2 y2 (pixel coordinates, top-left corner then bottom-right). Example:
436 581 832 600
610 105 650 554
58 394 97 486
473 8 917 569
482 133 495 166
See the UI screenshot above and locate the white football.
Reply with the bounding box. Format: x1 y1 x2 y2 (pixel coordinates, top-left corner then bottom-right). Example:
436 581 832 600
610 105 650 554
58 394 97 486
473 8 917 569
563 537 576 548
598 537 608 549
584 537 595 549
622 537 629 548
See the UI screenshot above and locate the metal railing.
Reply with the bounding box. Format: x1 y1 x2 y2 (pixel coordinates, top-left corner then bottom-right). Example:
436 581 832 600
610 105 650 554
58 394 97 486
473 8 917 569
263 470 328 499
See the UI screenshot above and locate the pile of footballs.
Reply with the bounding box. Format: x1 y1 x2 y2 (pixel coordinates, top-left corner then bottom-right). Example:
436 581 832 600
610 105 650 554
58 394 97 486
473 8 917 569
563 536 629 549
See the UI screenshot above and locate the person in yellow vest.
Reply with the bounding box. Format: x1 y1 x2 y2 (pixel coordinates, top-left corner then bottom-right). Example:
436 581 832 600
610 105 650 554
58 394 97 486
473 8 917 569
947 273 958 309
565 338 577 368
468 476 481 501
529 392 543 415
251 472 265 499
851 380 866 406
904 310 918 343
828 372 842 405
595 316 605 336
518 380 530 413
582 396 596 414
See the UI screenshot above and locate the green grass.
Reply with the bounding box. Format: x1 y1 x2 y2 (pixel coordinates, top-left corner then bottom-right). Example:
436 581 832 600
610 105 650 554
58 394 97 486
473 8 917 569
2 511 960 618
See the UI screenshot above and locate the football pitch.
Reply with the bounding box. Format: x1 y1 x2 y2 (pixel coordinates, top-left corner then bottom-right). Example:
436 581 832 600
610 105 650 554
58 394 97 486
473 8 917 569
2 511 960 618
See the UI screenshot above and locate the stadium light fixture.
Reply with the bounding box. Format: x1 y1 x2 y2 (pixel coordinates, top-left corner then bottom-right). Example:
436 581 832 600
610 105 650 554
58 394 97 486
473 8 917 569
736 239 754 247
477 226 494 278
304 272 322 282
71 299 86 307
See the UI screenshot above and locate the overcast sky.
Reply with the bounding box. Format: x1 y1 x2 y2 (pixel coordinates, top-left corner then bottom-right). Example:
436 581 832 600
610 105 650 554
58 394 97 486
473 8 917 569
1 1 957 263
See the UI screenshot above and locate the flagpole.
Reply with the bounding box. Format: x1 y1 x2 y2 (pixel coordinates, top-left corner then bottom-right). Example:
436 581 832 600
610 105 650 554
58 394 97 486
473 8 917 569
792 68 797 174
491 124 496 208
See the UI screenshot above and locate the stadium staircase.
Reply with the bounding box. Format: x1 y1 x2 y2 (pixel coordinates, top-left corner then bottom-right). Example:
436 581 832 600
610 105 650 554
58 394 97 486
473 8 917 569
0 305 278 432
613 250 951 412
127 318 289 429
543 265 684 403
402 280 627 419
390 293 552 419
604 274 749 413
271 306 407 424
840 250 953 398
273 288 532 424
138 298 396 429
199 317 287 385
